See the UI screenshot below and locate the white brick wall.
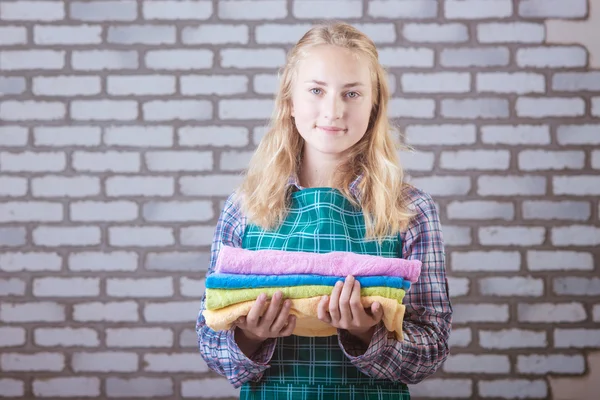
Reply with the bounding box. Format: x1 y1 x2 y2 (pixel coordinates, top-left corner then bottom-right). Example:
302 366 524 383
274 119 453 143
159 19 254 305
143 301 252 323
1 1 598 399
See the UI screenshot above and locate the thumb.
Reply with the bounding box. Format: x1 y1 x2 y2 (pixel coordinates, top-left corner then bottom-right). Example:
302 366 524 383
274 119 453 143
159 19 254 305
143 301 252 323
371 302 383 321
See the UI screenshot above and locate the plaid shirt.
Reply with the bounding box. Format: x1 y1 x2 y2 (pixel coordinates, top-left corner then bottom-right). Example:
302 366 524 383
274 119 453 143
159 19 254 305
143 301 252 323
196 176 452 389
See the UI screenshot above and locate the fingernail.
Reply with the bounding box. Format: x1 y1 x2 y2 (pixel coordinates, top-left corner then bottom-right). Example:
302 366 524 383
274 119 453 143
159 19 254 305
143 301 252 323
259 293 266 301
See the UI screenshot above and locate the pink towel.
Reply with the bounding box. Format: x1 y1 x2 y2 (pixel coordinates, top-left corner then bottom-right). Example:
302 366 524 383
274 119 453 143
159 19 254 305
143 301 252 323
215 245 422 283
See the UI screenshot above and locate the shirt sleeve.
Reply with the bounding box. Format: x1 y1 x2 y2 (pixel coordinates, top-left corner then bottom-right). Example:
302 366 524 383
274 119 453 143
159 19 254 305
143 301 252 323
337 189 453 384
196 193 277 388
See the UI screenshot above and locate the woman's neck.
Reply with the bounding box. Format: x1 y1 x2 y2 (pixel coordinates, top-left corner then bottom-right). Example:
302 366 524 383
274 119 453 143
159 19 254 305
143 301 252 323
298 150 343 188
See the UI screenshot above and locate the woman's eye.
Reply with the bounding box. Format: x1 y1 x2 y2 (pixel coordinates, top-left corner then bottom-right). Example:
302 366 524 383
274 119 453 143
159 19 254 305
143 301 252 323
310 88 322 95
346 91 359 98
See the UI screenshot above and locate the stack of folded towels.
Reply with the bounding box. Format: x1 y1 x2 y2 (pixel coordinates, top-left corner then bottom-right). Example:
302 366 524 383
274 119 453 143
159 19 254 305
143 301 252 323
202 245 422 340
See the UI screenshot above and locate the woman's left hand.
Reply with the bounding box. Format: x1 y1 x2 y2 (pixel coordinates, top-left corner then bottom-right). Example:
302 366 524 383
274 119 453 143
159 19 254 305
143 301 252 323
317 275 383 344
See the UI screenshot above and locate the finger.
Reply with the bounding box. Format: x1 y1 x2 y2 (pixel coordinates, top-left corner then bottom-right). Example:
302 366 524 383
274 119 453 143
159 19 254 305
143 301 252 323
246 293 267 326
328 280 343 322
349 279 365 320
260 291 284 327
279 315 296 337
270 298 292 333
371 301 384 323
317 295 331 323
234 316 247 328
338 275 355 323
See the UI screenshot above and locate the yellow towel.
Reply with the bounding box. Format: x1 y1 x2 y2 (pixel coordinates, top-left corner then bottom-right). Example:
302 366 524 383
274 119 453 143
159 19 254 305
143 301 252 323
203 295 406 340
205 286 406 310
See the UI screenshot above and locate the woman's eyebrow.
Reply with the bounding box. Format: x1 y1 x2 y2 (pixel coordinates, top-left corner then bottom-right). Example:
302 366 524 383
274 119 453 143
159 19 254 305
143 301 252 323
304 80 365 88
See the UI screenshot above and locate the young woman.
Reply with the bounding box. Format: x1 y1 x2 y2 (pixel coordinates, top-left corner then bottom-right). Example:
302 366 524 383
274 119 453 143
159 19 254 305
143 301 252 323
196 22 452 400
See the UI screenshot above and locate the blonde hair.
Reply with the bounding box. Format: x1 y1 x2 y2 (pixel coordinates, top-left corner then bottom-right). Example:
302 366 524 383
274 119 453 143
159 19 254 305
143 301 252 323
237 21 415 240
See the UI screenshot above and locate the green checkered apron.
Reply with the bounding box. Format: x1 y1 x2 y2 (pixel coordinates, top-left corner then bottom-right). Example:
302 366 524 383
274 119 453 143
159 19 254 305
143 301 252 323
240 188 410 400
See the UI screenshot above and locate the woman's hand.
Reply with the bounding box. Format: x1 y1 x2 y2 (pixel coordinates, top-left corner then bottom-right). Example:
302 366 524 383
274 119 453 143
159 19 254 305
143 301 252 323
317 275 383 345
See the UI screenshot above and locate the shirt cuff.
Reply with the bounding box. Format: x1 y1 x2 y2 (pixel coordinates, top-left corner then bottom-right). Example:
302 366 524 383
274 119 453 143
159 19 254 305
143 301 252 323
226 327 276 371
338 322 390 363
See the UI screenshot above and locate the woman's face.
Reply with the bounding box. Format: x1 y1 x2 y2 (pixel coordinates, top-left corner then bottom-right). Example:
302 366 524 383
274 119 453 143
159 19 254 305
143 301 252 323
291 45 373 159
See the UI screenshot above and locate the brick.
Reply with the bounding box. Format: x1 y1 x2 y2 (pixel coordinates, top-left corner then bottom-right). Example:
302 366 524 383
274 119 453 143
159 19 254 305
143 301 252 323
479 380 547 399
107 378 173 398
444 354 509 373
552 226 600 246
34 328 99 347
445 0 512 19
146 252 210 272
554 277 600 296
408 176 471 196
72 50 138 70
34 126 101 147
452 304 509 323
388 98 436 118
33 277 99 297
106 328 173 348
180 329 197 348
0 27 27 45
72 352 138 372
255 24 312 44
447 328 471 347
447 201 514 220
1 353 64 371
72 151 140 172
108 25 175 45
555 329 600 348
143 201 212 222
107 277 173 298
0 252 62 272
145 151 212 172
70 1 137 21
0 76 26 96
109 227 174 247
32 176 100 198
517 47 587 68
1 302 65 322
480 329 547 349
0 329 25 347
594 305 600 322
448 277 469 297
554 176 600 195
368 0 437 18
180 226 214 246
33 226 101 247
527 250 593 271
479 277 544 297
104 126 174 147
0 202 62 222
180 277 206 298
219 99 274 120
69 252 137 272
180 175 244 196
398 150 435 171
553 72 600 91
293 0 361 18
477 22 545 43
221 49 285 68
479 226 545 246
73 301 138 322
0 278 25 296
33 378 100 397
144 301 199 322
401 72 470 93
350 23 398 43
179 126 248 147
593 151 600 169
517 97 585 118
0 228 26 247
181 75 248 95
253 126 268 145
518 303 586 323
71 201 138 222
441 47 509 67
478 176 546 196
441 98 509 119
403 23 468 43
106 176 174 197
477 72 545 94
518 354 585 374
182 378 240 398
144 353 208 373
108 75 176 96
0 127 28 146
519 0 587 18
145 49 213 70
220 151 253 172
182 24 248 44
410 379 473 398
523 201 590 221
520 150 585 170
1 1 64 21
593 97 600 117
1 50 65 70
0 100 65 121
143 1 212 20
0 177 27 196
379 48 434 67
218 0 286 20
440 150 509 170
440 226 472 246
71 100 138 121
452 251 520 272
481 125 550 145
253 74 278 94
143 100 212 121
34 25 102 45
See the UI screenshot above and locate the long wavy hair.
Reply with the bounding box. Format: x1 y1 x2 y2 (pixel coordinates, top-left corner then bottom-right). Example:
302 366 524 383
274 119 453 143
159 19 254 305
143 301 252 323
237 22 415 240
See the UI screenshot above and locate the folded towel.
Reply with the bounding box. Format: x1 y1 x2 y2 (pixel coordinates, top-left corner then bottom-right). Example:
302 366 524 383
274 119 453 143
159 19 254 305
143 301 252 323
215 245 422 283
205 286 406 310
205 273 411 291
203 295 406 339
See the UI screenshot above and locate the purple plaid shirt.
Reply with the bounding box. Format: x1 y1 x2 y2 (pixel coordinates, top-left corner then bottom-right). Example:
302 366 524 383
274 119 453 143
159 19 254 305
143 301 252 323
196 177 452 388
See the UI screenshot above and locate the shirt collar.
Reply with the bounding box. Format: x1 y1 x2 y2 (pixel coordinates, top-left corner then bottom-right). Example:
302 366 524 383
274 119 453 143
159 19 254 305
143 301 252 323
287 173 363 202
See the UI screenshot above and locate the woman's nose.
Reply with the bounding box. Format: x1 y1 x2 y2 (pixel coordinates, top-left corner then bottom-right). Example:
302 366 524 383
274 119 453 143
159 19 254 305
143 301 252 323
323 95 343 120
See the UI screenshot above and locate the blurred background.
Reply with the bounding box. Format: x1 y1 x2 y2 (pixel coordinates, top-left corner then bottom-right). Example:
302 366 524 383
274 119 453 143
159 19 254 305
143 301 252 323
0 0 599 399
